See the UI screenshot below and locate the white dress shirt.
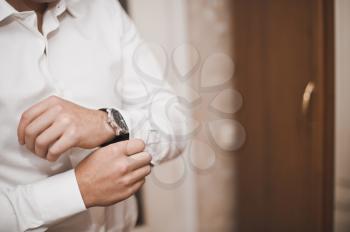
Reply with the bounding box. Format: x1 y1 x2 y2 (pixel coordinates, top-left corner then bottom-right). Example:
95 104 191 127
0 0 188 231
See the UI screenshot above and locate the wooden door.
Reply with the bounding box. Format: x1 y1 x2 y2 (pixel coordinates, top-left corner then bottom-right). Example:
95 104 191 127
232 0 334 231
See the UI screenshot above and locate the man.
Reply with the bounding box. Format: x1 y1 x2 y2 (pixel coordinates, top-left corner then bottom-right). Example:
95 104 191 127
0 0 188 231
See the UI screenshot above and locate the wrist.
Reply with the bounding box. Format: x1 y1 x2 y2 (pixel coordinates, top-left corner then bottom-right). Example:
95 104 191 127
97 110 115 145
75 168 92 208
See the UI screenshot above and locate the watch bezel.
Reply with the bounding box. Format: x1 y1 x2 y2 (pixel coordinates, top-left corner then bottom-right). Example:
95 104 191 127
107 108 129 136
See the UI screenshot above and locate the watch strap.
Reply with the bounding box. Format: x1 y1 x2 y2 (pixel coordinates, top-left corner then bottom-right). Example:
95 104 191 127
100 133 129 147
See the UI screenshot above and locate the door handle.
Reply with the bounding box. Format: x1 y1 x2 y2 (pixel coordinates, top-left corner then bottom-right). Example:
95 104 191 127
302 81 315 115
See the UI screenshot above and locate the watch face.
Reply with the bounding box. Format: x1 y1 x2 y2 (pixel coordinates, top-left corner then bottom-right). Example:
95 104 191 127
111 109 129 134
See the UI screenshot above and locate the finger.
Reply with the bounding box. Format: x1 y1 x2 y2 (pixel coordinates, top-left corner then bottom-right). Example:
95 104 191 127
127 152 152 171
24 106 62 153
125 165 151 185
110 139 145 156
47 128 78 162
126 139 146 156
34 122 66 158
18 96 61 144
126 179 145 197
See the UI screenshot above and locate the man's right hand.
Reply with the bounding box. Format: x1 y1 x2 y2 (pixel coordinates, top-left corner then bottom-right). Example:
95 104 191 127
75 139 151 208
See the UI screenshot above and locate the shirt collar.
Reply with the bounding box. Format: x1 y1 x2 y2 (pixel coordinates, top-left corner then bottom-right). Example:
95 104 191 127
65 0 82 18
0 0 82 22
0 0 17 22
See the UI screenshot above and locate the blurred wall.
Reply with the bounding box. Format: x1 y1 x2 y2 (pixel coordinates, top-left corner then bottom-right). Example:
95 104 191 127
128 1 198 231
186 1 237 231
128 0 237 231
334 0 350 231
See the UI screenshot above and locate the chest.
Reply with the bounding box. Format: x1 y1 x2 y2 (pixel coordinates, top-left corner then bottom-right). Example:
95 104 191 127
0 16 123 113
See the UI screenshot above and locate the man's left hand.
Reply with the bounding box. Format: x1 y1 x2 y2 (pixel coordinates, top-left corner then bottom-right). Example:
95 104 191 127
17 96 115 162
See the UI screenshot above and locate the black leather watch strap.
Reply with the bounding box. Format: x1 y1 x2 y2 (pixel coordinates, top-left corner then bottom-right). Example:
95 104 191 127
100 133 129 147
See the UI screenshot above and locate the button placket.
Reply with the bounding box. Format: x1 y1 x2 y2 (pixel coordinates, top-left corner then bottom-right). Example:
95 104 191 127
39 51 65 97
40 4 68 98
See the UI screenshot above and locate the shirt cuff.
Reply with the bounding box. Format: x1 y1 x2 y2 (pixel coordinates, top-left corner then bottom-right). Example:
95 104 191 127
30 169 86 225
118 109 147 140
119 109 165 165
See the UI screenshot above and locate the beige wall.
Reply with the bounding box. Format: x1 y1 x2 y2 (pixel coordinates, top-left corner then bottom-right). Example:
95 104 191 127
128 0 237 231
334 0 350 231
129 1 197 231
186 1 237 231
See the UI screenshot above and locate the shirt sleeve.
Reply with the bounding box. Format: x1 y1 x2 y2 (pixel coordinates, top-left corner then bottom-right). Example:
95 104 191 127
113 2 191 165
0 170 86 232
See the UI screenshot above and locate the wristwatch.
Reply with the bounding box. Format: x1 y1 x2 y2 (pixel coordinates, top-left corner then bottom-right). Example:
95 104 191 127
99 108 129 146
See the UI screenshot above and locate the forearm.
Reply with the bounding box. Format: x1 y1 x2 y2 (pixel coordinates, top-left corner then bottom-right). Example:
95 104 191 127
110 1 190 164
0 170 85 232
0 192 18 231
120 91 190 165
